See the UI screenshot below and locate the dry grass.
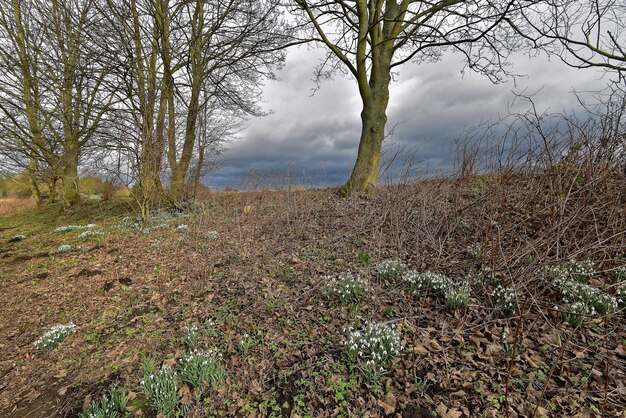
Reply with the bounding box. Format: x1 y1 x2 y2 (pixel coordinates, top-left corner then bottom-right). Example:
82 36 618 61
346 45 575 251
0 172 625 417
0 197 36 216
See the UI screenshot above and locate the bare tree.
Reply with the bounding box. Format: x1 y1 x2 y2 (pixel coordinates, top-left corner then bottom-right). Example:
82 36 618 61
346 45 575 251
291 0 535 194
101 0 171 220
160 0 290 204
0 0 51 204
40 0 118 205
519 1 626 74
101 0 290 218
0 0 117 206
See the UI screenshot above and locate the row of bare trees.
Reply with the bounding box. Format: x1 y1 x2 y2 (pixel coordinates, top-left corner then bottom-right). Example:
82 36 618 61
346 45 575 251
0 0 624 214
0 0 115 206
0 0 291 218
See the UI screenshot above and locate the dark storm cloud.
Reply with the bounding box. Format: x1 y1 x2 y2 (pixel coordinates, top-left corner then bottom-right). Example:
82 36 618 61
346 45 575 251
209 47 610 190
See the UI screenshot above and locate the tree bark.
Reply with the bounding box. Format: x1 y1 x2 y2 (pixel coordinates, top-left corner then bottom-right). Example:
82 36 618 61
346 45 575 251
341 103 387 194
166 0 202 205
27 154 42 206
62 145 80 206
341 55 391 195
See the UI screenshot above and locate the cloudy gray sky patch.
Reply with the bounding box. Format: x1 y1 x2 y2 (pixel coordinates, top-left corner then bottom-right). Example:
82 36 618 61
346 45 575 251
211 46 610 190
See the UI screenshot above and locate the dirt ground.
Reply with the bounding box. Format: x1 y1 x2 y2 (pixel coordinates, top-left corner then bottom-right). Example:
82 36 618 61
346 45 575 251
0 181 625 417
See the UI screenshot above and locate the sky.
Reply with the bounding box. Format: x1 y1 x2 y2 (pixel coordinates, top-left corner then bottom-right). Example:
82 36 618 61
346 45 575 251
209 45 613 190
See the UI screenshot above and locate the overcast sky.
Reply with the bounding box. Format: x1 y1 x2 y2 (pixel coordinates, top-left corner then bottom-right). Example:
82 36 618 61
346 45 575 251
210 46 612 190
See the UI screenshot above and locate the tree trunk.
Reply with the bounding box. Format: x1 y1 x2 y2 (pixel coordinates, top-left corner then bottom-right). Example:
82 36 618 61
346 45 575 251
138 130 164 223
48 177 59 203
168 82 200 205
62 146 80 206
341 91 389 195
27 155 42 206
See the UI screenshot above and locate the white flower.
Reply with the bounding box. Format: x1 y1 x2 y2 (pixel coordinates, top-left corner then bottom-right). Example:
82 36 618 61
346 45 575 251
377 259 405 279
206 231 220 240
34 323 76 351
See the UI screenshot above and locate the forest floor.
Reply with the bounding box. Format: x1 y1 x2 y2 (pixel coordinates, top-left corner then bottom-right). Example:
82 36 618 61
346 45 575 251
0 178 625 418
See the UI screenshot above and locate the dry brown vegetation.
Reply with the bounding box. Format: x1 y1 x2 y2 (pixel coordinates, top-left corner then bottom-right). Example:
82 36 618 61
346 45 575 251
0 159 625 417
0 198 37 217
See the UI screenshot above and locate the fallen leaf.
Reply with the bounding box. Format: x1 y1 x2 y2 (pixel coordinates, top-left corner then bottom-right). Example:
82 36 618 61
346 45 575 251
428 339 442 352
486 344 501 356
179 384 193 405
378 400 395 415
413 343 429 355
444 409 463 418
82 395 92 410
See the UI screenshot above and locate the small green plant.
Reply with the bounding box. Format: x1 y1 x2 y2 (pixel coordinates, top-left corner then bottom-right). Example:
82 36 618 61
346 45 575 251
206 230 219 240
78 230 104 241
402 270 436 297
544 260 595 284
141 364 179 416
468 175 495 196
259 393 285 418
324 272 369 305
344 322 402 383
150 237 165 249
491 283 518 316
331 376 357 414
292 393 312 418
176 224 189 233
356 251 370 265
444 282 470 311
377 259 405 280
79 386 129 418
426 271 452 296
414 376 431 396
55 224 96 233
203 318 217 338
560 302 590 327
617 281 626 307
178 349 225 396
238 332 252 356
56 244 82 254
183 324 200 348
280 267 296 283
35 323 76 352
467 243 483 261
9 234 26 243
